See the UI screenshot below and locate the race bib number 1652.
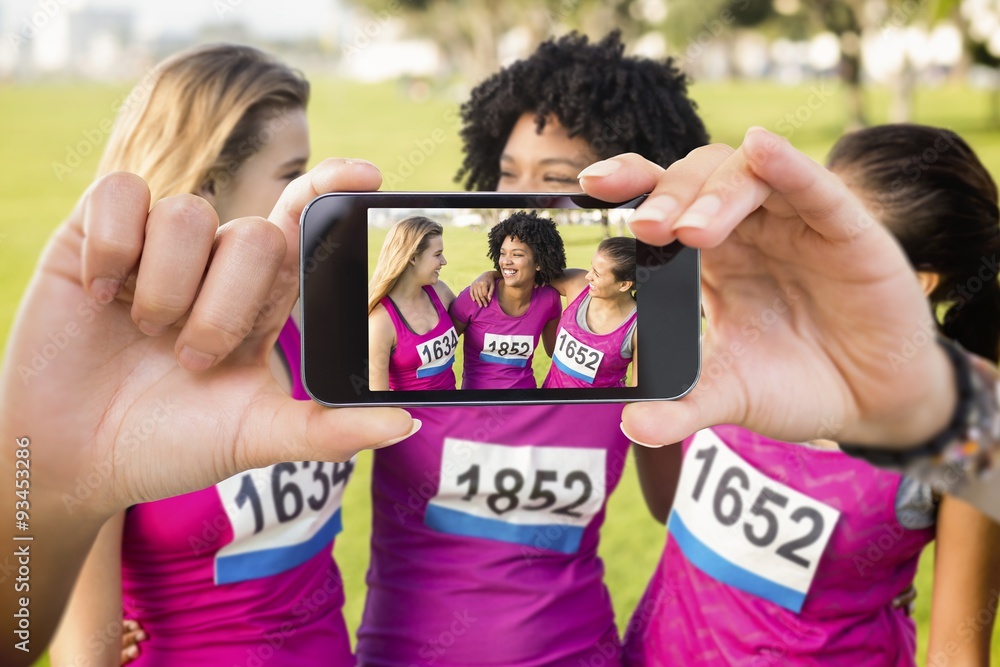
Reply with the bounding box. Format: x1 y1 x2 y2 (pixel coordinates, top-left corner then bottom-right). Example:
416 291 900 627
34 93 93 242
669 430 840 612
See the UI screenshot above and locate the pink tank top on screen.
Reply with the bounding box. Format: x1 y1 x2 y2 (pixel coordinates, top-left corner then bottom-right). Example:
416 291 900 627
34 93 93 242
450 281 561 390
121 319 355 666
543 289 637 389
381 285 458 391
358 403 631 666
622 425 935 667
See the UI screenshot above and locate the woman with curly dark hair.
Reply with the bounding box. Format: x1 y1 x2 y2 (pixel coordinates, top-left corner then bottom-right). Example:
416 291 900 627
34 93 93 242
450 211 566 389
356 32 709 667
456 30 709 192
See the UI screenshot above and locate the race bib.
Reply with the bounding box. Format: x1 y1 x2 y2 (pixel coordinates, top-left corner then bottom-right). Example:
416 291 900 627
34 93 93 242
416 327 458 378
214 458 355 584
425 438 605 554
480 333 534 367
669 430 840 612
552 329 604 384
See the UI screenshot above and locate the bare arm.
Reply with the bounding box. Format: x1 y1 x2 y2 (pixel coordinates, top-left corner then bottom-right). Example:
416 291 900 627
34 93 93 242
542 317 559 359
549 268 588 302
50 511 126 667
433 280 456 311
926 495 1000 666
632 444 683 524
368 306 395 392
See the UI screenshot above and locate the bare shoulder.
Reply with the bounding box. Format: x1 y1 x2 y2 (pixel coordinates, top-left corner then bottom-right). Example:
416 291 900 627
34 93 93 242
433 280 457 308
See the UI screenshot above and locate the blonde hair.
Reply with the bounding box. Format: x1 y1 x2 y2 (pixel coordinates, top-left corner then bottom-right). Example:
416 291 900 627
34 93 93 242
97 43 309 202
368 216 444 314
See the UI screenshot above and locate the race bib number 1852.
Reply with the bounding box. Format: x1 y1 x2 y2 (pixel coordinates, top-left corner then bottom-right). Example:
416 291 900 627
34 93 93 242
425 439 605 554
480 333 534 367
669 430 840 612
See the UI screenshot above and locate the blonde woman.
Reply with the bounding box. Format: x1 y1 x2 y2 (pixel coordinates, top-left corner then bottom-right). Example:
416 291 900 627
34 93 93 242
50 45 358 666
368 216 458 391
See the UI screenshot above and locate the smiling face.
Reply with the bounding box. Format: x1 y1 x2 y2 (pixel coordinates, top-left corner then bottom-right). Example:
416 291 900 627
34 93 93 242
498 236 539 288
496 112 598 193
586 250 631 300
410 234 447 286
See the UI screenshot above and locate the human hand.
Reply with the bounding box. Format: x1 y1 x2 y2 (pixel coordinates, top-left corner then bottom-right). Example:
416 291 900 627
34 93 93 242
1 159 417 522
470 271 496 307
120 619 146 664
579 128 955 450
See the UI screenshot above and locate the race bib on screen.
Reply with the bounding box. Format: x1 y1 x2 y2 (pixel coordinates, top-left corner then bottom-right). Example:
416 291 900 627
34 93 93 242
425 438 605 554
552 329 604 384
213 458 354 584
416 327 458 378
669 430 840 613
480 333 534 367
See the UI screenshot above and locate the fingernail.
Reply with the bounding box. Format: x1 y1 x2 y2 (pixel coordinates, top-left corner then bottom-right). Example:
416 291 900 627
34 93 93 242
621 422 665 448
178 346 217 371
374 419 422 448
626 195 679 225
578 160 621 179
127 646 138 658
135 631 147 641
673 194 722 231
138 320 168 337
92 278 121 304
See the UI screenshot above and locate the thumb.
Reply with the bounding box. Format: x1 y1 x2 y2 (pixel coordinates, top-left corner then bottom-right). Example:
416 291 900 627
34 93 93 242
622 372 743 447
240 397 419 468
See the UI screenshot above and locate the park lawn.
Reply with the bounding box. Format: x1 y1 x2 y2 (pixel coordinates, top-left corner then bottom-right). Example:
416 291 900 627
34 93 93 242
3 77 997 666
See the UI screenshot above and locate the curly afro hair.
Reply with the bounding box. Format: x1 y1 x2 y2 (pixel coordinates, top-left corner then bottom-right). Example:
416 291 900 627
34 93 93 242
487 211 567 286
456 30 710 191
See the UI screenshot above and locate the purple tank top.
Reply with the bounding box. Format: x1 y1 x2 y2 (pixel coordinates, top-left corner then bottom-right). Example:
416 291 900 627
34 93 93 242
121 319 355 666
543 289 637 388
622 425 935 667
450 281 561 389
381 285 458 391
358 403 631 666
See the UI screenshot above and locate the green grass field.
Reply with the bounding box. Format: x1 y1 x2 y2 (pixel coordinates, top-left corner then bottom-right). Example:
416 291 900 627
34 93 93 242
3 76 998 665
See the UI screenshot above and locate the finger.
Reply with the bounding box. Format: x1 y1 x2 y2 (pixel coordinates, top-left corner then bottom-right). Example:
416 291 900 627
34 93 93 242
121 645 139 664
621 360 745 446
486 281 495 303
669 128 882 249
131 195 219 336
628 144 738 246
240 398 418 470
81 172 151 303
252 159 383 335
174 217 285 370
121 628 145 648
578 153 664 202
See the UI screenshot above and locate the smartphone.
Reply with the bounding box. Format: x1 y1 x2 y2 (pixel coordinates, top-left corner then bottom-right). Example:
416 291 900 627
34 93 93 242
300 192 700 407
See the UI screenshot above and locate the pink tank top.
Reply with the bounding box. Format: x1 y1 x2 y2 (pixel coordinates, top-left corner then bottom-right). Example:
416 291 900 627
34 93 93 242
449 281 562 389
358 403 631 666
543 289 637 388
622 425 935 666
381 285 458 391
121 319 355 666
